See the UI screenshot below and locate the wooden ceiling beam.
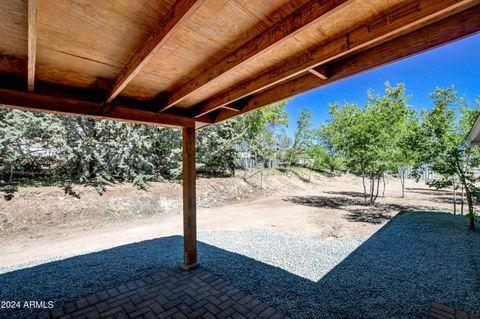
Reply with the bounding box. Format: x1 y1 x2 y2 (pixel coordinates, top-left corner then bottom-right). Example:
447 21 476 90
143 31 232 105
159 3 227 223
191 0 478 119
208 4 480 124
0 88 200 128
27 0 39 92
158 0 351 112
308 66 329 80
104 0 203 104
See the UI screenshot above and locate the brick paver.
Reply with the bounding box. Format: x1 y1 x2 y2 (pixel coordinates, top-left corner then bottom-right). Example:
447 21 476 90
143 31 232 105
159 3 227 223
429 302 480 319
30 267 290 319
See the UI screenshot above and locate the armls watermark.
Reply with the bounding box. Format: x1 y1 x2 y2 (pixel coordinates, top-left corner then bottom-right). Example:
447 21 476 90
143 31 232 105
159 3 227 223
1 300 54 309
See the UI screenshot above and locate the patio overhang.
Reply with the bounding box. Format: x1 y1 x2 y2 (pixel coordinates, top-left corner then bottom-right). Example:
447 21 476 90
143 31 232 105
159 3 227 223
467 112 480 146
1 0 480 268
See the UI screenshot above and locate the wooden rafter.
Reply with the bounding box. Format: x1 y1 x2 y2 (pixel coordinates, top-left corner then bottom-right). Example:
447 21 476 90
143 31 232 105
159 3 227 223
308 66 328 80
1 0 478 131
104 0 203 104
191 0 478 119
158 0 351 112
209 4 480 124
27 0 39 92
0 88 200 128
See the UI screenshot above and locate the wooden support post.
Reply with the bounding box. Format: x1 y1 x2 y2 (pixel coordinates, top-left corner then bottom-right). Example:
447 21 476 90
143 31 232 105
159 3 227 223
182 127 197 270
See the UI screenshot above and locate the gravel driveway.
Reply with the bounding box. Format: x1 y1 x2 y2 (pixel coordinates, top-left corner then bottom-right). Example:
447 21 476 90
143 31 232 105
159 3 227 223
1 211 479 318
199 212 480 318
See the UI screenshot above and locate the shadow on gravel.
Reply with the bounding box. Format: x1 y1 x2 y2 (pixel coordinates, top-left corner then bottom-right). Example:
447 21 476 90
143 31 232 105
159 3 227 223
1 212 479 319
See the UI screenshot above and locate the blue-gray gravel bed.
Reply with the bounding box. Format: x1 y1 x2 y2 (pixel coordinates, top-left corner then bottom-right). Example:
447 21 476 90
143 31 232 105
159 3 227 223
1 211 479 318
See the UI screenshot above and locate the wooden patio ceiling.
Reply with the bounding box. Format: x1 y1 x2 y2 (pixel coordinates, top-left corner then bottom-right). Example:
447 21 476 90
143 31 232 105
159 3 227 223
1 0 479 129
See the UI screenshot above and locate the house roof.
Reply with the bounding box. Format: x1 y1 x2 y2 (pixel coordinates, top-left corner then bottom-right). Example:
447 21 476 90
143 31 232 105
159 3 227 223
467 112 480 145
1 0 479 128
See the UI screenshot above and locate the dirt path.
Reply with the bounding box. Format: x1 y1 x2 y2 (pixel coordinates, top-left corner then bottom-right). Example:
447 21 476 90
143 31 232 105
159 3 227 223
0 173 457 269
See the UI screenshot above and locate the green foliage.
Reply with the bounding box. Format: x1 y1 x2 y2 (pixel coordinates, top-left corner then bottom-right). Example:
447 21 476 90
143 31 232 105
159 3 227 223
0 101 289 192
2 83 479 231
307 145 344 173
197 120 237 176
315 82 480 229
0 111 184 191
0 109 69 183
319 83 413 204
293 108 314 151
315 120 344 173
235 101 289 166
414 86 480 229
284 108 313 166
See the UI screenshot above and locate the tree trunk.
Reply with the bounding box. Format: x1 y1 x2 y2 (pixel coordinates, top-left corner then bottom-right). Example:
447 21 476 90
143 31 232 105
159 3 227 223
369 174 374 205
373 173 381 205
460 184 464 215
401 171 405 198
454 159 475 230
260 170 263 190
465 186 475 230
362 174 367 204
399 167 407 198
243 159 247 179
453 177 457 215
382 172 386 197
9 163 13 184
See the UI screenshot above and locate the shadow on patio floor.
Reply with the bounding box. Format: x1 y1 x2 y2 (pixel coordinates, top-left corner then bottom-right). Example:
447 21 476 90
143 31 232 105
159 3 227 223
1 212 479 319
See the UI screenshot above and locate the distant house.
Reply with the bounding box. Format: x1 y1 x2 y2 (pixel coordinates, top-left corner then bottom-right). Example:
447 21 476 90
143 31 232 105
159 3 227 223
238 152 251 159
297 154 314 167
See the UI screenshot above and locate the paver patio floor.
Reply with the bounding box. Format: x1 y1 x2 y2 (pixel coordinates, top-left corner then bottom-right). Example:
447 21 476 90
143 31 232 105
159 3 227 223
429 302 480 319
30 266 289 319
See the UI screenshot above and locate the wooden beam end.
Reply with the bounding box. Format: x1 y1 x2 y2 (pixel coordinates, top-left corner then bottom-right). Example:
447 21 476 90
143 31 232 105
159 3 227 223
308 66 329 80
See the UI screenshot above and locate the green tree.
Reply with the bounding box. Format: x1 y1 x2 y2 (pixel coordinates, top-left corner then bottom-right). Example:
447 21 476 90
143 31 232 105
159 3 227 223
0 101 289 193
291 108 314 166
393 113 421 197
323 101 385 204
234 101 289 169
321 83 413 204
316 119 345 173
415 87 479 229
197 120 237 176
273 128 292 164
366 82 414 197
0 109 68 184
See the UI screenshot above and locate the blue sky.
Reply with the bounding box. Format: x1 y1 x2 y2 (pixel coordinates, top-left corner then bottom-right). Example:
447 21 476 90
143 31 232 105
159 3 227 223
284 33 480 136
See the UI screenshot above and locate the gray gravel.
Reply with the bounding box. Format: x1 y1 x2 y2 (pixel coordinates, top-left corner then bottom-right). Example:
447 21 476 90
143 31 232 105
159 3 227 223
1 211 479 318
198 212 480 318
